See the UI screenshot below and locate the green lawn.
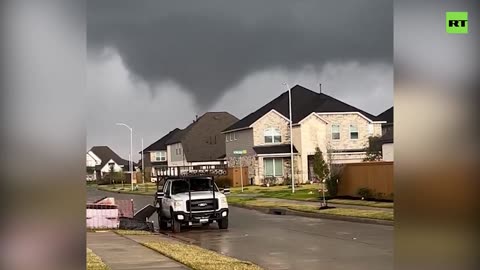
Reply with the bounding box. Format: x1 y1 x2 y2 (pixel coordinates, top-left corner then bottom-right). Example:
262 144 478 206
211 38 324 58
231 184 321 200
228 197 394 221
87 248 109 270
143 241 263 270
96 183 157 195
328 199 394 208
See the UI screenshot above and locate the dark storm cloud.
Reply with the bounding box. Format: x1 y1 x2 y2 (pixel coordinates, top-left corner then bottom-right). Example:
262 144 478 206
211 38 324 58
87 0 392 109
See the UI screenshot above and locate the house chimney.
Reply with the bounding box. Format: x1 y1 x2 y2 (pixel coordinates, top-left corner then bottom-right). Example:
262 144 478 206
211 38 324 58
319 83 322 93
195 115 198 121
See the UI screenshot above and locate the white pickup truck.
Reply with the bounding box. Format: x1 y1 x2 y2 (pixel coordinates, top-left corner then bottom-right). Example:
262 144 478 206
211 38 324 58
155 176 230 233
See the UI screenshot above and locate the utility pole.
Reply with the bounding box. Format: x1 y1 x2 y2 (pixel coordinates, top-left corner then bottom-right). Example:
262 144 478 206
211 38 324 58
116 123 134 191
283 82 295 193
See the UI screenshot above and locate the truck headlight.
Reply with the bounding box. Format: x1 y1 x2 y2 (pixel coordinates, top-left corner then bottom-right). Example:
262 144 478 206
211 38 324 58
220 197 228 205
173 200 183 210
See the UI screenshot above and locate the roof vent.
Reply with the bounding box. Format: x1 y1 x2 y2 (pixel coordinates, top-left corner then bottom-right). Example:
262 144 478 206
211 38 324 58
319 83 322 94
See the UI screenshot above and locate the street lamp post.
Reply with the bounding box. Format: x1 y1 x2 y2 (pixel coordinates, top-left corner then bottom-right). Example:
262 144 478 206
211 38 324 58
283 82 295 193
116 123 133 191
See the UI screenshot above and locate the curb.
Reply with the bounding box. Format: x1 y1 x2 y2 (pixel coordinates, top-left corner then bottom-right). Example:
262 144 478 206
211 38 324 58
230 204 394 226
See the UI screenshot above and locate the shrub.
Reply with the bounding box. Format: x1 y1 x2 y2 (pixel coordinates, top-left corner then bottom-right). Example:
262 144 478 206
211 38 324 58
357 187 373 200
215 176 232 188
325 175 339 197
262 176 277 186
376 192 386 200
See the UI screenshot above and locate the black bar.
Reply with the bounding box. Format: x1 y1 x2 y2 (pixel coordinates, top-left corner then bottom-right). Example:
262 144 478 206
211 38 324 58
212 177 216 217
188 178 192 219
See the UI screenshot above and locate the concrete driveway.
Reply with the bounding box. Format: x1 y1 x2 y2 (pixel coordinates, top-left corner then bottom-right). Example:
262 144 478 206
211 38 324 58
87 187 393 270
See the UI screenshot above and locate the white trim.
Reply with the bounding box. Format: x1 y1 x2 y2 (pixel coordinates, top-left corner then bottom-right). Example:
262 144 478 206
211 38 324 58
221 127 251 134
87 151 101 165
249 109 290 128
315 112 385 124
298 112 329 125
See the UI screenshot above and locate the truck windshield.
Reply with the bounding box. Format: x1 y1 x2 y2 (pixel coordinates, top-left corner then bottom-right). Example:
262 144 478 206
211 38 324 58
171 178 219 194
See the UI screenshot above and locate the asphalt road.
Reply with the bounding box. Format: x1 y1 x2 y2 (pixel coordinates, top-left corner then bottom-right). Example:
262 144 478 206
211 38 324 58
87 187 393 270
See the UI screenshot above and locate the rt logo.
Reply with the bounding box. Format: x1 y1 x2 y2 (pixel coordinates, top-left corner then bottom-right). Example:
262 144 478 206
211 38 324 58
446 12 468 34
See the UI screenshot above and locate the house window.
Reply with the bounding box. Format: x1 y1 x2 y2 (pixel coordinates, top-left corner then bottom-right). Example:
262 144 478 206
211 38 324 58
226 135 229 142
174 144 182 155
154 151 166 161
264 158 283 177
332 124 340 140
264 128 281 144
233 132 237 140
229 133 234 142
350 125 359 139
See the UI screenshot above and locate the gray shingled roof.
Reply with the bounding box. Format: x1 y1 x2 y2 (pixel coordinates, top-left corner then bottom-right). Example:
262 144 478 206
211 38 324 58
172 112 239 162
377 106 393 123
89 146 135 170
224 85 379 132
141 128 181 153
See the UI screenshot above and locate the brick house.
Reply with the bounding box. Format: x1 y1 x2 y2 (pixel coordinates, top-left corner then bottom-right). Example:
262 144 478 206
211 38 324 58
222 85 386 185
141 112 238 180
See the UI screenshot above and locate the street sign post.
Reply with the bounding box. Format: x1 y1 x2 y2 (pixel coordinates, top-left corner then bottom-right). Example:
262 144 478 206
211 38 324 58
233 150 247 192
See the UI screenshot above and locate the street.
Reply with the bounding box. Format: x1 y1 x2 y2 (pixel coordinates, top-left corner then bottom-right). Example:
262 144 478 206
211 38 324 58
87 187 393 270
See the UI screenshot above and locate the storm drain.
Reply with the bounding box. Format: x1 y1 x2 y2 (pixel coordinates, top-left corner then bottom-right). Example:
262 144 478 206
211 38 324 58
269 208 287 215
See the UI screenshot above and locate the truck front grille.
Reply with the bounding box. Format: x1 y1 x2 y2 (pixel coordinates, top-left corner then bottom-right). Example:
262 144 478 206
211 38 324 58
186 199 218 212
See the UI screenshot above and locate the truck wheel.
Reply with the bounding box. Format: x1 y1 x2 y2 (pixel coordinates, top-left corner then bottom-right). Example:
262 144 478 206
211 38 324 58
218 217 229 229
171 210 181 233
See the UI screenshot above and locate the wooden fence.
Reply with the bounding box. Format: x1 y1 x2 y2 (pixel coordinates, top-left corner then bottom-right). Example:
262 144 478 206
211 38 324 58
337 161 393 200
227 167 250 187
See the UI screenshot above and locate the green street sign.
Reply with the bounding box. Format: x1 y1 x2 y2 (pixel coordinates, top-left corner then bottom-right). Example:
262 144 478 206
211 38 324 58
233 150 247 155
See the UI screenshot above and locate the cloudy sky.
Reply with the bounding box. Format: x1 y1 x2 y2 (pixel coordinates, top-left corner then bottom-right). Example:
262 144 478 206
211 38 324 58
87 0 393 160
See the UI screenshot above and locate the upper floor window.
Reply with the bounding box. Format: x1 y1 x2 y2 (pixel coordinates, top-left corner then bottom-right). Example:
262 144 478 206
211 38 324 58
350 124 359 139
175 144 182 155
264 128 281 144
331 124 340 140
154 151 166 161
225 132 237 142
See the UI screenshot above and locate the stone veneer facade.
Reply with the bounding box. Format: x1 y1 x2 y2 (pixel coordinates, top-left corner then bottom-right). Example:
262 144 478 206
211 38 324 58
225 110 384 185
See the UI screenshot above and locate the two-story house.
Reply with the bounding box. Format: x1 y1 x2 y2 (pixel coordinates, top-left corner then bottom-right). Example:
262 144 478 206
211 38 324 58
86 146 136 180
377 106 394 161
222 85 386 185
139 128 181 182
142 112 238 178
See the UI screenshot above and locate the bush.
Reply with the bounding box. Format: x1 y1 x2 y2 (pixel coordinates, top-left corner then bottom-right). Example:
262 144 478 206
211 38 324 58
215 176 232 188
325 175 339 197
357 187 373 200
262 176 277 186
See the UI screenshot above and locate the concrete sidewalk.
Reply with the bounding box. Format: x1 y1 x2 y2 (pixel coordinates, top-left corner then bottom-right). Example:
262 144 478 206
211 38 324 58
87 231 189 270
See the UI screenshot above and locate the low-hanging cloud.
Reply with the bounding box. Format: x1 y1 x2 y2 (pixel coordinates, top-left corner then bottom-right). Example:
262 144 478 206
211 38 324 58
87 0 392 110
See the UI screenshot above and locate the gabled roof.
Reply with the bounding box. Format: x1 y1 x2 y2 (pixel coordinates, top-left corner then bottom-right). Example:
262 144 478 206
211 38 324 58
141 128 181 153
170 112 239 162
377 106 393 123
223 85 379 132
88 146 130 169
